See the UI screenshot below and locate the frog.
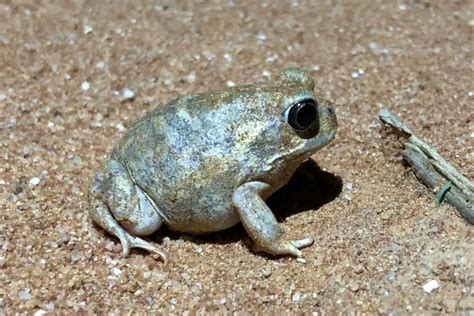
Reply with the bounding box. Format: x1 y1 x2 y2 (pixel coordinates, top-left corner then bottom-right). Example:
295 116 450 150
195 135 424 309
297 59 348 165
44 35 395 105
88 68 337 262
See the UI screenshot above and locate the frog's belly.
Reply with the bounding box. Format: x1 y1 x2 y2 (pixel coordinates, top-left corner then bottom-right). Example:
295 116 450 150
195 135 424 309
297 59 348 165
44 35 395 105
162 203 241 234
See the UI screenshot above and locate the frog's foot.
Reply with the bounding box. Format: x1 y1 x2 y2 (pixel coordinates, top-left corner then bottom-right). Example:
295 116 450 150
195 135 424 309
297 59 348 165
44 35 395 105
233 181 314 258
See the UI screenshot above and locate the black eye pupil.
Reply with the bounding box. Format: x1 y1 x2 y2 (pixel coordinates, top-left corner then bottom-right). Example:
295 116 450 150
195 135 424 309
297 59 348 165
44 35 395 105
288 99 318 131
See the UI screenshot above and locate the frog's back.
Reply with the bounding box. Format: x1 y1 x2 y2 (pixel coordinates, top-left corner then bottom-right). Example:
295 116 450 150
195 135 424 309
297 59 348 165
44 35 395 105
112 92 264 232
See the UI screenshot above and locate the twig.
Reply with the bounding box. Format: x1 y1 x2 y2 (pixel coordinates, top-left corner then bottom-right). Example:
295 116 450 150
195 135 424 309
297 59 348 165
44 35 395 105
379 108 474 224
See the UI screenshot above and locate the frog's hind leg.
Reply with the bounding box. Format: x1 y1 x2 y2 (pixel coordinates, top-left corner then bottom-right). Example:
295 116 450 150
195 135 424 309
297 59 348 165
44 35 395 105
88 160 166 262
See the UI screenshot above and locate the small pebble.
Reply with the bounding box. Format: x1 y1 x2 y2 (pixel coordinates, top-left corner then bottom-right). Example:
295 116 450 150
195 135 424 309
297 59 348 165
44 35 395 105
181 272 191 281
59 233 71 245
343 193 352 201
34 310 47 316
191 283 202 295
44 303 55 310
256 32 266 41
95 61 105 69
346 182 353 190
115 123 125 132
419 264 431 276
296 258 306 264
9 116 17 126
111 267 122 277
70 250 81 262
368 42 379 50
292 293 301 302
23 146 30 156
83 25 93 34
348 280 359 292
122 88 135 100
146 297 154 305
265 54 277 63
226 80 236 87
29 177 41 188
154 5 165 12
186 71 197 83
19 289 31 300
353 264 364 274
223 53 232 62
423 279 439 293
351 68 365 79
162 236 171 245
380 212 391 220
105 256 118 265
261 267 272 278
81 81 90 91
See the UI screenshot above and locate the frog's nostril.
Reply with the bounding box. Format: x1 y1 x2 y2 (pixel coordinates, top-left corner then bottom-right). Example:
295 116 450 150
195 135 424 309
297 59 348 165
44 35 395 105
325 107 336 118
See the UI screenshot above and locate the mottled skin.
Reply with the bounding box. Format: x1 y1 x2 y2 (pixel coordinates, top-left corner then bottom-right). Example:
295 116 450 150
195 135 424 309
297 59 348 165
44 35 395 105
89 68 337 261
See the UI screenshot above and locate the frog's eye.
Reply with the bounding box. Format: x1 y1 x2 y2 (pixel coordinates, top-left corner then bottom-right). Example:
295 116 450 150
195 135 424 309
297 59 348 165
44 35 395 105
287 99 319 137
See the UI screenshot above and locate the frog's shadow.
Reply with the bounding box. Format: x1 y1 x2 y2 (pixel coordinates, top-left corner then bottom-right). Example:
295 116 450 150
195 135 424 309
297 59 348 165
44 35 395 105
154 159 342 249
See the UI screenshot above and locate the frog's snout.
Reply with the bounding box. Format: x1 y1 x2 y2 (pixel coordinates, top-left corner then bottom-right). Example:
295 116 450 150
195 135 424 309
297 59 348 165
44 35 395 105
319 101 338 134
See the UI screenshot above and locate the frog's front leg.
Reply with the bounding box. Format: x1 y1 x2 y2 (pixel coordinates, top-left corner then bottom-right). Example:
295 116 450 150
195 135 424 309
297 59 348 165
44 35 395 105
232 181 314 257
88 159 166 262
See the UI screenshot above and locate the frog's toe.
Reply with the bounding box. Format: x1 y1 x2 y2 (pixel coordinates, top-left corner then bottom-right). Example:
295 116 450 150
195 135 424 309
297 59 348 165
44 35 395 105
256 240 304 257
291 237 314 249
118 232 167 263
285 243 303 258
128 235 167 263
114 229 131 257
115 230 166 262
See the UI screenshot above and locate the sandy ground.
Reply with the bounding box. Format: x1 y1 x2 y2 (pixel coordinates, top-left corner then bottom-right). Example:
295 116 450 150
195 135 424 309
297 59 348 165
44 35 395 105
1 0 473 314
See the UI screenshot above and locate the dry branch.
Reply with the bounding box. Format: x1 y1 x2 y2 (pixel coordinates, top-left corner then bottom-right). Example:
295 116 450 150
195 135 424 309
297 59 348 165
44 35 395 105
379 108 473 224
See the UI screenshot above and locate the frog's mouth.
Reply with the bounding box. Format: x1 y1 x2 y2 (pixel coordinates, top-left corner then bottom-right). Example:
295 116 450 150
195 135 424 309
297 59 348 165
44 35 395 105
298 102 337 155
267 127 335 166
302 128 336 154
